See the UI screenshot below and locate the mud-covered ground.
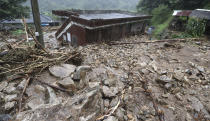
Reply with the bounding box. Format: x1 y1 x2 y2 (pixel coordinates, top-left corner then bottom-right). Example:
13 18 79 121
0 30 210 121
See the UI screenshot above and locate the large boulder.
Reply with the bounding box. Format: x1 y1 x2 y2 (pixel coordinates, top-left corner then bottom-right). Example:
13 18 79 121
15 88 103 121
49 64 76 78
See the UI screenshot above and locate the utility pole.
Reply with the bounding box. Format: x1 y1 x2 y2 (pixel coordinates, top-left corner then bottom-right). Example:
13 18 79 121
31 0 44 48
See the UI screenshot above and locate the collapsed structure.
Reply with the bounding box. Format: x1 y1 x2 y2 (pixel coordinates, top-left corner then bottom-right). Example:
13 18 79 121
172 9 210 34
53 10 151 46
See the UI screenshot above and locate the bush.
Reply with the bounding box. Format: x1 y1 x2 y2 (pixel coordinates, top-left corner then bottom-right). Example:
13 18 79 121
149 5 173 39
186 18 206 37
151 5 172 26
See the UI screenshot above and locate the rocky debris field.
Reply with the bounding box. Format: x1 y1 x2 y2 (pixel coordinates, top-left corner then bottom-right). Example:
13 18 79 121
0 31 210 121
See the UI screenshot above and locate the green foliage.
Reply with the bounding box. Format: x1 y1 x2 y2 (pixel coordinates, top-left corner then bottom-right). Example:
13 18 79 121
153 16 174 39
137 0 210 14
0 0 29 21
186 18 206 37
149 5 173 38
11 29 24 36
151 5 172 25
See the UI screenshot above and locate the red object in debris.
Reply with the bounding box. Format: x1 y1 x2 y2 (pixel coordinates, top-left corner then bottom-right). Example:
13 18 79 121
53 10 152 46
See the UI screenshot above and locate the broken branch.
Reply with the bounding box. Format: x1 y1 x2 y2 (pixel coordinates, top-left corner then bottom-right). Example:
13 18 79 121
19 77 30 112
108 38 201 45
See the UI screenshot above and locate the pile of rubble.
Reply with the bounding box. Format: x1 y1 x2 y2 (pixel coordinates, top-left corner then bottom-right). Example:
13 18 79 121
0 31 210 121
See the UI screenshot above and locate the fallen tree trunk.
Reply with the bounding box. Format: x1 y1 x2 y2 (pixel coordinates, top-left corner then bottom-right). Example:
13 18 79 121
108 38 202 45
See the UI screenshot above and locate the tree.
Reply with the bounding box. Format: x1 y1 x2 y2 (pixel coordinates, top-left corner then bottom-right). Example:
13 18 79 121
137 0 210 13
0 0 29 21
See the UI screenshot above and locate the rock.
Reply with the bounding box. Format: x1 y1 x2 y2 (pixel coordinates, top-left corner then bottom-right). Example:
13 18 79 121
110 97 119 107
197 66 205 73
46 87 60 104
185 113 192 121
127 114 133 120
164 83 172 90
16 89 102 121
103 79 116 86
88 82 100 88
175 93 183 101
49 64 76 78
0 81 8 92
162 93 170 98
102 86 119 98
0 114 12 121
58 77 75 90
34 85 46 93
104 116 118 121
156 75 174 84
26 85 46 110
73 65 91 80
4 101 16 110
7 39 17 43
116 108 125 121
188 96 210 118
0 92 5 99
17 79 27 90
173 72 184 81
104 99 110 107
205 103 210 113
4 83 16 94
140 69 150 75
4 94 17 102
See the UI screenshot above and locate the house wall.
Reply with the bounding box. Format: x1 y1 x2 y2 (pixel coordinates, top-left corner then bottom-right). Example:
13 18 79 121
57 25 86 46
85 21 146 43
56 18 149 46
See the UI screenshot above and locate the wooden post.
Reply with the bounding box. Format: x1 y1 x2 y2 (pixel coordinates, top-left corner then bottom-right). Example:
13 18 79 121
31 0 44 47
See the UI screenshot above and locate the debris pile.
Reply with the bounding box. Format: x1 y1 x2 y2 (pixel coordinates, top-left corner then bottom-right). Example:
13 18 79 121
0 31 210 121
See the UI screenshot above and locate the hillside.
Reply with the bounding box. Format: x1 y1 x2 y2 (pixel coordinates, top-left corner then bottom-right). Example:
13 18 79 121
25 0 139 12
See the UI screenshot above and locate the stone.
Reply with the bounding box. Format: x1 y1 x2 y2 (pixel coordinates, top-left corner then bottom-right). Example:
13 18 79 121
0 81 8 92
49 64 76 78
17 79 27 90
127 114 133 120
26 85 46 110
0 114 12 121
7 39 17 43
173 72 184 81
164 83 172 90
104 99 110 107
88 82 100 88
156 75 174 84
16 89 102 121
140 69 150 75
185 113 192 121
205 103 210 113
34 85 46 93
188 96 210 118
116 108 125 121
58 77 75 90
110 96 119 107
4 101 16 110
104 116 118 121
197 66 205 73
4 83 16 94
102 86 119 98
73 65 91 80
0 92 5 99
47 87 60 104
103 79 116 86
4 94 17 102
175 93 183 101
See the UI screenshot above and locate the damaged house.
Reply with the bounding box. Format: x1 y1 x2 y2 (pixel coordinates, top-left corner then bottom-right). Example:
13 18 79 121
172 9 210 34
52 10 151 46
